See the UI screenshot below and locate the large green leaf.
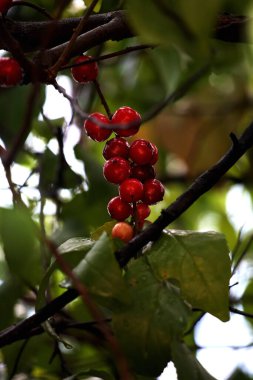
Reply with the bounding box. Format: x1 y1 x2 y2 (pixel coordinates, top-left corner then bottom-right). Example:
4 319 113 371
0 207 42 286
147 230 231 321
71 233 129 308
126 0 225 54
171 340 217 380
113 257 190 377
36 237 94 310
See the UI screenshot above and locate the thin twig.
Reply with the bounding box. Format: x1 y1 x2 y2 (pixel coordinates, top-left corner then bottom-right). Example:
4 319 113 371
60 44 153 70
8 339 30 380
230 306 253 319
3 82 41 169
93 79 112 118
49 0 100 76
232 234 253 275
44 239 134 380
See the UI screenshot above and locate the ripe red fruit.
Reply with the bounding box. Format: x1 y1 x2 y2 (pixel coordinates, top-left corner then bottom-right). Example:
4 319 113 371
129 139 158 165
112 222 134 243
0 0 12 13
107 196 132 221
84 113 111 142
150 142 159 165
112 106 141 137
71 55 98 83
103 137 130 160
135 203 151 220
103 157 131 184
131 164 155 182
143 179 165 205
0 57 23 87
119 178 144 203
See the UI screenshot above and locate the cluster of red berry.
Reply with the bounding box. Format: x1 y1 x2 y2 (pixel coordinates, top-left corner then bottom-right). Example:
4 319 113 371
71 55 165 243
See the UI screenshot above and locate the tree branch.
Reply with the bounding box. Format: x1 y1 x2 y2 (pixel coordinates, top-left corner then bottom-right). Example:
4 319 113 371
0 11 250 58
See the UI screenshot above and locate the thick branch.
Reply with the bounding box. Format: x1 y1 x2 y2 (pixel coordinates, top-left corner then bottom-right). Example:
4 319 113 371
0 11 250 57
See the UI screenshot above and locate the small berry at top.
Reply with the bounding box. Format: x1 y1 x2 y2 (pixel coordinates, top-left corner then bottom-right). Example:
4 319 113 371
0 0 12 13
0 57 23 87
84 112 111 142
112 106 141 137
71 55 98 83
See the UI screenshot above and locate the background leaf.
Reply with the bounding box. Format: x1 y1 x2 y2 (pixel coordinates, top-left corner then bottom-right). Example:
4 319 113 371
113 257 190 377
0 207 42 286
171 340 217 380
147 230 231 321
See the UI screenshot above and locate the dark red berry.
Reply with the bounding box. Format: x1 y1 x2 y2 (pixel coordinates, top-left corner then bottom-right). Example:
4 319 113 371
84 113 111 142
150 142 159 165
0 57 23 87
129 139 158 165
71 55 98 83
131 164 155 182
103 157 131 184
142 179 165 205
119 178 144 203
112 222 134 242
103 137 130 160
107 196 132 221
129 139 153 165
135 203 151 220
112 106 141 137
0 0 12 13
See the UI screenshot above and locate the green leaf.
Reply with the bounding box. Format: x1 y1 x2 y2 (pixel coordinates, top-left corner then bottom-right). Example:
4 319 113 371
0 207 42 286
91 221 116 240
0 277 24 330
39 148 83 196
113 257 190 377
147 230 231 321
171 340 218 380
36 238 94 310
71 233 129 308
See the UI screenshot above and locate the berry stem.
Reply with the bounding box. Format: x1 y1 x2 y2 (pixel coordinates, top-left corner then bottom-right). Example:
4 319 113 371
131 201 139 235
93 79 112 119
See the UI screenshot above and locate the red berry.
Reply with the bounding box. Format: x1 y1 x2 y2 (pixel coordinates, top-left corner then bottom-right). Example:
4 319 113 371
150 142 159 165
119 178 144 203
103 157 131 184
107 196 132 221
143 179 165 205
71 55 98 83
131 164 155 182
112 106 141 137
129 139 155 165
0 57 23 87
0 0 12 13
84 113 111 142
135 203 151 220
103 137 130 160
112 222 134 243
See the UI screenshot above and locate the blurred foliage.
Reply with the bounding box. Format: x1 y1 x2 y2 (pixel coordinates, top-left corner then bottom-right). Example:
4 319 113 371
0 0 253 379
